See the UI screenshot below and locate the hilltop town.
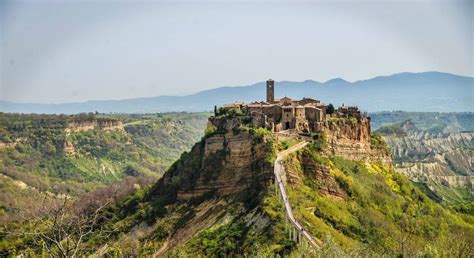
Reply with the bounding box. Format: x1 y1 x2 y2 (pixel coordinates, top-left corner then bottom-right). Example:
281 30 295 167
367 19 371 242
209 79 391 168
217 79 368 134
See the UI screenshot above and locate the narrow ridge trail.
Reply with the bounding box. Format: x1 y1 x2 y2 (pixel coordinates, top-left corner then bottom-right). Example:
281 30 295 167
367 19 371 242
274 141 321 250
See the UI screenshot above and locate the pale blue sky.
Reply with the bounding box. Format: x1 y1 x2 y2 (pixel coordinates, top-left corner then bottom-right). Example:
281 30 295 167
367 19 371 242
1 0 472 103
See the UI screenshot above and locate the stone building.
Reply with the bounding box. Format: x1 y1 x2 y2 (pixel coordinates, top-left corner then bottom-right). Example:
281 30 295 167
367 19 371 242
220 79 368 133
336 105 363 119
222 79 330 133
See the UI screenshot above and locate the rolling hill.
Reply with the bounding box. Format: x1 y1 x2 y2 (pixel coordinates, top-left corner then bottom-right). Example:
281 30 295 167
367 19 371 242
1 71 472 114
0 112 209 223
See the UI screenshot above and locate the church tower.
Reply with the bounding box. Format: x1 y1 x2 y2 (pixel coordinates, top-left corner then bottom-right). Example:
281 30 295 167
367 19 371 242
266 79 275 103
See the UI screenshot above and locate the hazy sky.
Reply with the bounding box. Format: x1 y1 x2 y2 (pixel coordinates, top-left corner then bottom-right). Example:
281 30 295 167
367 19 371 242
1 0 472 103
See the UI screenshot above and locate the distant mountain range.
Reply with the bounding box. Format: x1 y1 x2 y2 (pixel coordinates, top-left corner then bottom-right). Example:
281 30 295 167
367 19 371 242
1 71 472 114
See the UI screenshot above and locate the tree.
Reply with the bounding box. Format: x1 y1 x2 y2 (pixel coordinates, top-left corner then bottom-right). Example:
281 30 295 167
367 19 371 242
6 196 111 257
326 104 335 115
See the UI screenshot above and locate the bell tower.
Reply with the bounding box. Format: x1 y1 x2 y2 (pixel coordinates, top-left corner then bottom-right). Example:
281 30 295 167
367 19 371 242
266 79 275 103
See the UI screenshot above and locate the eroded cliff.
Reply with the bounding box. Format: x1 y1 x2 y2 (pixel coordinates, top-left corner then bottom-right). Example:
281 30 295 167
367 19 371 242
150 116 274 202
375 120 473 206
381 121 473 189
65 119 124 133
323 118 392 168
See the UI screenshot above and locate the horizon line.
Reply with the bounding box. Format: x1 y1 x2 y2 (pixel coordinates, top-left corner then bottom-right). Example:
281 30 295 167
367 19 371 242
1 70 472 105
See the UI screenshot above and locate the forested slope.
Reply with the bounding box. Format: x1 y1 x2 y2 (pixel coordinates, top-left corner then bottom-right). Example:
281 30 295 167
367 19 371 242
0 112 209 223
3 115 472 256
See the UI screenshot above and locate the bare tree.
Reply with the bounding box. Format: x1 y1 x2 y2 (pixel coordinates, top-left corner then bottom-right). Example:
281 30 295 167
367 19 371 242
4 196 111 257
2 176 152 256
397 214 416 257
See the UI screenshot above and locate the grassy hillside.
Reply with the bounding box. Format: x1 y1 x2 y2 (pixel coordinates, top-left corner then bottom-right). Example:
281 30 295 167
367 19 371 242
0 112 209 223
171 142 473 256
281 146 473 256
3 128 472 256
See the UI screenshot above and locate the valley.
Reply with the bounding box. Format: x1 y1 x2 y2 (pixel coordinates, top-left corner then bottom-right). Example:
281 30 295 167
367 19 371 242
3 2 471 256
1 109 472 256
0 112 209 223
372 112 473 210
0 110 473 256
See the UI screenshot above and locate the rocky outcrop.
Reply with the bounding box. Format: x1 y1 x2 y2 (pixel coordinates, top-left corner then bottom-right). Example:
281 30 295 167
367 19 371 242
61 119 124 155
65 119 124 133
323 118 392 168
180 132 272 200
152 114 392 204
151 128 273 201
208 115 244 132
63 139 76 155
301 151 345 200
0 137 27 149
324 118 371 143
382 122 473 188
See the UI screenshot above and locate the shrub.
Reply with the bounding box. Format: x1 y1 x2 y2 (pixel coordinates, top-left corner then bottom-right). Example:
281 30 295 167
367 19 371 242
326 104 335 115
204 125 217 137
216 107 244 117
190 221 247 256
370 133 391 154
309 132 326 151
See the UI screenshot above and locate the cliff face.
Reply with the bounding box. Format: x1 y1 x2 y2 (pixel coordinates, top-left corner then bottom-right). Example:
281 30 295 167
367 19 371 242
324 118 371 143
179 132 272 200
284 149 346 200
151 122 273 202
177 115 391 201
63 119 125 155
65 119 124 133
381 121 473 189
323 118 392 168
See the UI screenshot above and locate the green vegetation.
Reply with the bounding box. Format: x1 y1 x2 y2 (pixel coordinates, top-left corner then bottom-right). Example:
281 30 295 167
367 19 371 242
241 126 272 142
174 133 474 257
326 103 335 115
373 112 473 209
216 107 245 117
278 139 300 151
0 112 209 222
308 132 326 151
370 111 474 132
187 221 247 256
2 112 473 256
327 116 358 125
170 185 299 257
283 145 474 257
375 122 407 136
204 124 217 137
370 133 391 154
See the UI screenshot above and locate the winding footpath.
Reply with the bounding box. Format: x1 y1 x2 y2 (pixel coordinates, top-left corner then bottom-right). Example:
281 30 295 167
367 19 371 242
274 141 320 250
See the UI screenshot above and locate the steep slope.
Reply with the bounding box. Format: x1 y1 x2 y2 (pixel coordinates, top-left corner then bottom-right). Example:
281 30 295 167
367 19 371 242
282 146 473 256
2 113 473 257
1 72 472 113
0 112 209 223
376 119 473 207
